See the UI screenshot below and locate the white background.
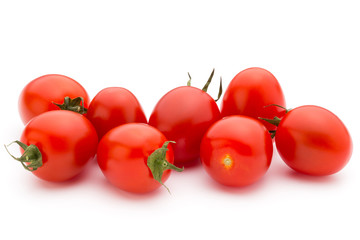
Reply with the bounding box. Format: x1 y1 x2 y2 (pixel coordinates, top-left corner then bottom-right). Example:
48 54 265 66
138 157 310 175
0 1 359 239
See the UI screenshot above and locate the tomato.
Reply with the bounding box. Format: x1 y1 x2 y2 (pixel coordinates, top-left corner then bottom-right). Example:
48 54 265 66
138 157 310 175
200 115 273 187
86 87 147 140
221 67 286 131
273 105 352 176
97 123 183 193
19 74 90 124
149 71 221 165
6 111 98 182
149 87 220 165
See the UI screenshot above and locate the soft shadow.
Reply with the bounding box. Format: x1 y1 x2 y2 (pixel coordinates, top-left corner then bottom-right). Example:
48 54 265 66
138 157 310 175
96 177 166 201
285 169 339 184
202 171 269 195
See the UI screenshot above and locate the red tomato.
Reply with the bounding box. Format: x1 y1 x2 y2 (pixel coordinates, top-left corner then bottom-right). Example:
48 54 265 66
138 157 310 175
274 105 352 176
149 86 220 165
86 87 147 139
19 74 90 124
97 123 182 193
7 111 98 182
200 115 273 187
221 67 286 131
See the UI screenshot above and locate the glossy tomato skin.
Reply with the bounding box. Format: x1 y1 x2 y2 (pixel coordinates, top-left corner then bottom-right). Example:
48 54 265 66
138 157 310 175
149 86 220 165
275 105 352 176
200 115 273 187
86 87 147 140
19 74 90 125
221 67 286 131
20 111 98 182
97 123 174 193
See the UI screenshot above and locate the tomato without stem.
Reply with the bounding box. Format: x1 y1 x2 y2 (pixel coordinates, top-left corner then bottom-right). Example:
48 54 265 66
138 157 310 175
149 71 221 165
19 74 89 124
273 105 352 176
221 67 286 131
97 123 183 193
86 87 147 140
6 111 98 182
200 116 273 187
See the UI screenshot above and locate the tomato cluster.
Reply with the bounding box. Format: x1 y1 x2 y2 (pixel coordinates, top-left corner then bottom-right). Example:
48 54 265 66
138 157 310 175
6 68 353 194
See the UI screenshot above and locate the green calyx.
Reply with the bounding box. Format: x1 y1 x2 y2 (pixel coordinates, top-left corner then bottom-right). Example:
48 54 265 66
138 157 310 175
147 141 184 193
260 104 291 138
259 116 282 138
259 116 282 127
258 117 281 138
186 69 223 102
269 130 277 139
4 141 43 171
53 96 87 114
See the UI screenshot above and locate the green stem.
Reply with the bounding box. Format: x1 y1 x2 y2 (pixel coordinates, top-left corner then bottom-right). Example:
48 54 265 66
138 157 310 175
53 96 87 114
258 116 282 127
269 130 276 139
187 72 192 86
147 141 183 193
4 141 43 171
186 69 223 102
202 68 215 92
214 77 223 102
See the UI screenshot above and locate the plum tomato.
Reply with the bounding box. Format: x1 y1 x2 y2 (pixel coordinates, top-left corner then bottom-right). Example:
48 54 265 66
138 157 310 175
200 115 273 187
97 123 183 193
221 67 286 131
5 111 98 182
149 70 221 165
86 87 147 140
19 74 90 124
272 105 353 176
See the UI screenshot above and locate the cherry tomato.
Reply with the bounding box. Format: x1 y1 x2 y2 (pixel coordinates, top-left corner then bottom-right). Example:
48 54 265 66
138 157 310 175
97 123 183 193
274 105 352 176
149 86 220 165
149 71 221 165
86 87 147 139
6 111 98 182
19 74 90 124
200 115 273 187
221 67 286 131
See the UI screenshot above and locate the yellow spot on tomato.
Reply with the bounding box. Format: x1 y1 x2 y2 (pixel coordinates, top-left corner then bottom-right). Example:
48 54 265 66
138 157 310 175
222 154 233 169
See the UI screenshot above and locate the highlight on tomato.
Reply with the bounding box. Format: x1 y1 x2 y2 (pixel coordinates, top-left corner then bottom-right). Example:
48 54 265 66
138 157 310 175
5 111 98 182
261 105 353 176
221 67 286 131
97 123 183 194
149 69 222 166
200 115 273 187
86 87 147 140
18 74 90 125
